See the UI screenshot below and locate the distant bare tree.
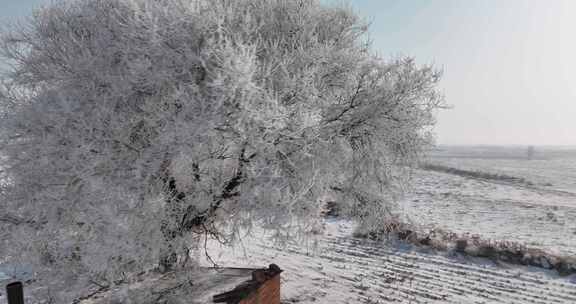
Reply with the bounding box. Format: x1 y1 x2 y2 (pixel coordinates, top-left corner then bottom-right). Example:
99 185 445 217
527 146 535 160
0 0 443 301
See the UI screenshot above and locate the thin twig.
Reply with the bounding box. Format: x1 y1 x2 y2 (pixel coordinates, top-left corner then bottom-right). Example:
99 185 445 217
202 222 220 269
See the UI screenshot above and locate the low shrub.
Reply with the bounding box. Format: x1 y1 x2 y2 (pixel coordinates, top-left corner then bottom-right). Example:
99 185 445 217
421 163 533 186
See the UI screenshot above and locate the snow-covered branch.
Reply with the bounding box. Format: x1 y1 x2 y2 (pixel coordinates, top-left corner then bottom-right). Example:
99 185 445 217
0 0 444 302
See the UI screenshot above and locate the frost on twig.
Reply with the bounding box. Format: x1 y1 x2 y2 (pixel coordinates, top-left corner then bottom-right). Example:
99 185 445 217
0 0 443 302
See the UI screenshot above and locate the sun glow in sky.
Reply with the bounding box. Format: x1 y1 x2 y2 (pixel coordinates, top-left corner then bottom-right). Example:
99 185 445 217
2 0 575 146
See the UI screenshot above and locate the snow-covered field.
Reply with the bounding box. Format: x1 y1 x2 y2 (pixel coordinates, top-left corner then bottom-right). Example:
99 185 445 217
203 218 576 303
407 146 576 256
427 146 576 193
202 145 576 303
402 168 576 256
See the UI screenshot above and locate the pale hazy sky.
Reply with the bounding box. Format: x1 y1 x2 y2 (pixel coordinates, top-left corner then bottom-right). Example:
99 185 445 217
1 0 575 146
327 0 576 146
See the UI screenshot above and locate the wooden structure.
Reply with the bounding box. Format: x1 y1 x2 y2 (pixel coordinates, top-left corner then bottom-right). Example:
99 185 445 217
213 264 282 304
6 281 25 304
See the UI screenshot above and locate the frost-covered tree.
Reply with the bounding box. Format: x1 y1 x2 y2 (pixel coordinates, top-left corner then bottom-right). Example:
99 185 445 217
0 0 443 302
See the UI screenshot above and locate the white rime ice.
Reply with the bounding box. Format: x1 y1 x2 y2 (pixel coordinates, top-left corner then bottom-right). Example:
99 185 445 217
0 0 443 302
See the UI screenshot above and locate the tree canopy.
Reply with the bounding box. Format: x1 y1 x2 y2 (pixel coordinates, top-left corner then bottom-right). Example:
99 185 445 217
0 0 443 302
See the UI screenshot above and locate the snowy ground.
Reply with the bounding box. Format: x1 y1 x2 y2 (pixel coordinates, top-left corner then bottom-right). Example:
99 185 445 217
202 146 576 303
407 146 576 256
427 146 576 194
402 168 576 256
203 218 576 304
